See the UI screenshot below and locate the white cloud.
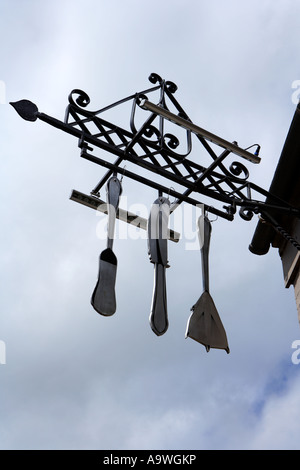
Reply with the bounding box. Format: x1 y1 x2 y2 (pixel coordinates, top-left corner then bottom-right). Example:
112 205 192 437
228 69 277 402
249 373 300 450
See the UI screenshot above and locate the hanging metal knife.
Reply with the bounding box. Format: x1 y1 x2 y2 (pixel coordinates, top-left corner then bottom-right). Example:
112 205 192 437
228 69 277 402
148 196 170 336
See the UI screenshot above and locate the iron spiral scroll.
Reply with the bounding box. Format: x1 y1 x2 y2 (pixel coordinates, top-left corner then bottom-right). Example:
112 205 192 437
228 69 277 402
10 72 300 237
9 72 300 353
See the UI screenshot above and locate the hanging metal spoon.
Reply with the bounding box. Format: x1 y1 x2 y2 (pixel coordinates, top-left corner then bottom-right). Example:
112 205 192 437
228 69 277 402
185 213 230 353
148 196 170 336
91 175 122 316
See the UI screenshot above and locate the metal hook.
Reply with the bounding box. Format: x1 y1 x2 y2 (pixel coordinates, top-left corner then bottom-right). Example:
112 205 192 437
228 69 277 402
209 214 218 223
167 187 176 204
203 205 218 223
120 165 127 183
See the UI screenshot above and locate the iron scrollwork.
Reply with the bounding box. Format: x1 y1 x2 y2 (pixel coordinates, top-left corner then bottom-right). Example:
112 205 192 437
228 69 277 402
229 161 249 180
10 73 300 235
10 73 300 351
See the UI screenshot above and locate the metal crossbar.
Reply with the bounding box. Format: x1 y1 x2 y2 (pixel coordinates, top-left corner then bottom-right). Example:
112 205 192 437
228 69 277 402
10 72 300 230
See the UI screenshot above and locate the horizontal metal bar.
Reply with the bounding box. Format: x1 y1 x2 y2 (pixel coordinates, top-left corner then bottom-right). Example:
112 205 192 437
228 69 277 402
69 189 181 242
139 99 261 164
34 111 235 220
80 149 234 220
37 112 127 159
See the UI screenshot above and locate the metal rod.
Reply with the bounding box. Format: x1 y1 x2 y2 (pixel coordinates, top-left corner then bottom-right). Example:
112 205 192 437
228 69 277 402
260 212 300 251
170 149 231 212
139 99 261 164
80 149 234 220
34 112 300 220
37 112 125 158
69 189 181 242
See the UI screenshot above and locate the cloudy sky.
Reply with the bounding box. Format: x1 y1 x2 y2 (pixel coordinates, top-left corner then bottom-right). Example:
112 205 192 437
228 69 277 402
1 0 300 450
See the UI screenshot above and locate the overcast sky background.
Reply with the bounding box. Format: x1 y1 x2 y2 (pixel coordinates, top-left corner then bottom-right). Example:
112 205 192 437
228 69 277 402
1 0 300 450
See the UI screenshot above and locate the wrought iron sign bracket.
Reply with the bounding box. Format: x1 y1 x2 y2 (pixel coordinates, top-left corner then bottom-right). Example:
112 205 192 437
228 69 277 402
10 73 300 353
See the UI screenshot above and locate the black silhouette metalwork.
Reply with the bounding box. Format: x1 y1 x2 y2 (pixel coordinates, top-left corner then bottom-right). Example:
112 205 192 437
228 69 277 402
10 73 300 352
11 73 300 232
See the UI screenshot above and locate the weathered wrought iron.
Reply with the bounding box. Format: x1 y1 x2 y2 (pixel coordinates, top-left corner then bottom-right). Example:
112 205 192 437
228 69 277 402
10 73 300 227
10 73 300 352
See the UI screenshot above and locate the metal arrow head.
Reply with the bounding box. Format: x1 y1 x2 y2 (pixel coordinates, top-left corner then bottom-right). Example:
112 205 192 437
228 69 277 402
10 100 39 122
